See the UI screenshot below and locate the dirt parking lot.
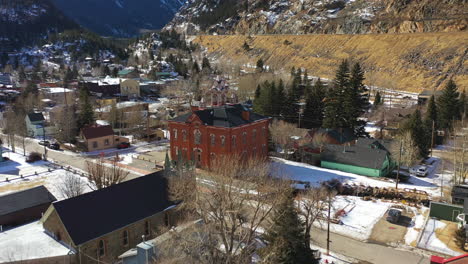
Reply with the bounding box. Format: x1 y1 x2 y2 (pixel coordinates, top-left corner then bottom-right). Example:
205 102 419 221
369 206 414 245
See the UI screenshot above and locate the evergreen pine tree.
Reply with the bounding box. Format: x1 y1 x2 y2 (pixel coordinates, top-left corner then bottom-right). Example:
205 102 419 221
274 79 286 116
164 151 172 176
257 58 264 72
374 91 382 106
202 56 211 70
78 88 95 129
349 62 369 137
404 109 430 158
255 84 261 100
303 79 325 128
437 80 460 130
323 60 349 129
425 95 438 127
262 192 316 264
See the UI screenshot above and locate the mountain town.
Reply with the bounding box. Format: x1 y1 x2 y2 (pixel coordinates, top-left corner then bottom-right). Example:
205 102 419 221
0 0 467 264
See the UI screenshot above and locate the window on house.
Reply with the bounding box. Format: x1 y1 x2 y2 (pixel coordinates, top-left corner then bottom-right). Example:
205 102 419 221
210 152 216 161
104 139 110 145
210 134 216 146
242 132 247 145
220 136 226 147
173 129 177 140
253 129 257 142
232 136 237 148
122 230 129 246
144 220 150 236
98 240 105 257
92 141 98 148
194 130 202 145
182 130 187 142
175 147 179 156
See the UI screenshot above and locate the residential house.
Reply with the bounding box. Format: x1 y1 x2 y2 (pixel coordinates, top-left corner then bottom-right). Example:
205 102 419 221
0 185 56 227
168 104 270 168
119 220 203 264
79 81 120 97
25 113 46 137
204 77 238 107
120 79 140 98
320 138 396 177
41 172 177 264
118 69 139 78
40 87 76 105
305 128 356 147
80 125 129 151
418 89 444 105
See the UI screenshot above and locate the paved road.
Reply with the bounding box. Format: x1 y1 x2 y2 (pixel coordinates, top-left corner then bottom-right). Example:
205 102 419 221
2 135 141 180
311 227 429 264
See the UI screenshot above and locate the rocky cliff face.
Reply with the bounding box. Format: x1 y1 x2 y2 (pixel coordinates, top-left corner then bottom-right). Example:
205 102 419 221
166 0 468 35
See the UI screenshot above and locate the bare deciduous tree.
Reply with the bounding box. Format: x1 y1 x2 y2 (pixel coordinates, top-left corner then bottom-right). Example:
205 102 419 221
167 155 289 264
297 187 329 249
269 119 307 156
56 172 86 199
86 157 129 190
391 130 419 168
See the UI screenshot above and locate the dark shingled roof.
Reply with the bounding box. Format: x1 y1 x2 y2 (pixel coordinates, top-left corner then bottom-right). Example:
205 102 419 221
0 186 56 216
170 104 268 128
81 125 114 139
355 138 392 152
27 113 45 122
321 144 390 170
52 171 174 245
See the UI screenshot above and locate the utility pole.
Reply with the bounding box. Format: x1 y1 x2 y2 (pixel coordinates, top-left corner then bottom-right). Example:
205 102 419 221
396 139 403 190
42 124 47 161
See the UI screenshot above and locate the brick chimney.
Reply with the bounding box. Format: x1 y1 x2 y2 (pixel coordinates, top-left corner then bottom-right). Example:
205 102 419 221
241 110 250 121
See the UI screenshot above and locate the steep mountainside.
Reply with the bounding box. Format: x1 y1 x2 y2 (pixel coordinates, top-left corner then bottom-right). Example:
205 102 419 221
193 33 468 92
166 0 468 35
51 0 185 37
0 0 78 51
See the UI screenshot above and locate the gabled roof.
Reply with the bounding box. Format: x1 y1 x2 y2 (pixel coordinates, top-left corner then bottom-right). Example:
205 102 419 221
307 128 355 144
0 186 56 216
355 138 392 152
170 104 269 128
27 113 45 122
52 171 174 245
81 125 114 139
321 144 390 170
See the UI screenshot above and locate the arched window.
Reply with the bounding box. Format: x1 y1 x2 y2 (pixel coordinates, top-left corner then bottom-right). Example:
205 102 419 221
122 230 129 246
210 134 216 146
220 136 226 147
232 136 237 148
182 130 187 142
172 129 177 140
242 132 247 145
210 152 216 161
253 129 257 142
98 240 105 257
194 130 202 145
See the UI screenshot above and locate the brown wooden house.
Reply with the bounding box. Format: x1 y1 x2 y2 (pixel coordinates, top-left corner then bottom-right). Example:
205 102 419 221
41 171 177 264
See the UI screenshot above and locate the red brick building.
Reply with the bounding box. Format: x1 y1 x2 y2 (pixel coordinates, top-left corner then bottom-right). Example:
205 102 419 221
168 104 270 168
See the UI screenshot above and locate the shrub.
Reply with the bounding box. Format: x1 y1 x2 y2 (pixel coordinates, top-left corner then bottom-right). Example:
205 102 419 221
455 227 466 250
26 152 42 163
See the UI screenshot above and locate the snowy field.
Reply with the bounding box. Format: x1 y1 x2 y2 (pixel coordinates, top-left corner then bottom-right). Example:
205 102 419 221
418 218 462 256
317 196 393 241
0 221 73 263
0 148 92 200
271 158 444 197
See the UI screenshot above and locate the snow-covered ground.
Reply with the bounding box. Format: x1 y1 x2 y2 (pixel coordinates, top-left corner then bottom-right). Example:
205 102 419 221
405 207 429 246
0 148 92 200
0 221 73 263
318 196 393 241
418 218 462 256
271 158 443 197
310 244 355 264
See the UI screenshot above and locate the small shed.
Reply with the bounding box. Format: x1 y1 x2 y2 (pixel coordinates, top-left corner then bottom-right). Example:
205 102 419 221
0 186 56 227
429 202 464 222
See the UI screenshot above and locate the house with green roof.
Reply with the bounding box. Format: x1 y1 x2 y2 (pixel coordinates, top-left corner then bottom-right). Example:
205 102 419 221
320 138 396 177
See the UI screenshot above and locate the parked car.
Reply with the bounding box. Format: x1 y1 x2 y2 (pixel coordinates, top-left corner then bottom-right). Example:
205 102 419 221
38 140 50 147
386 208 402 223
415 166 429 177
47 142 60 150
389 170 410 182
116 142 130 149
